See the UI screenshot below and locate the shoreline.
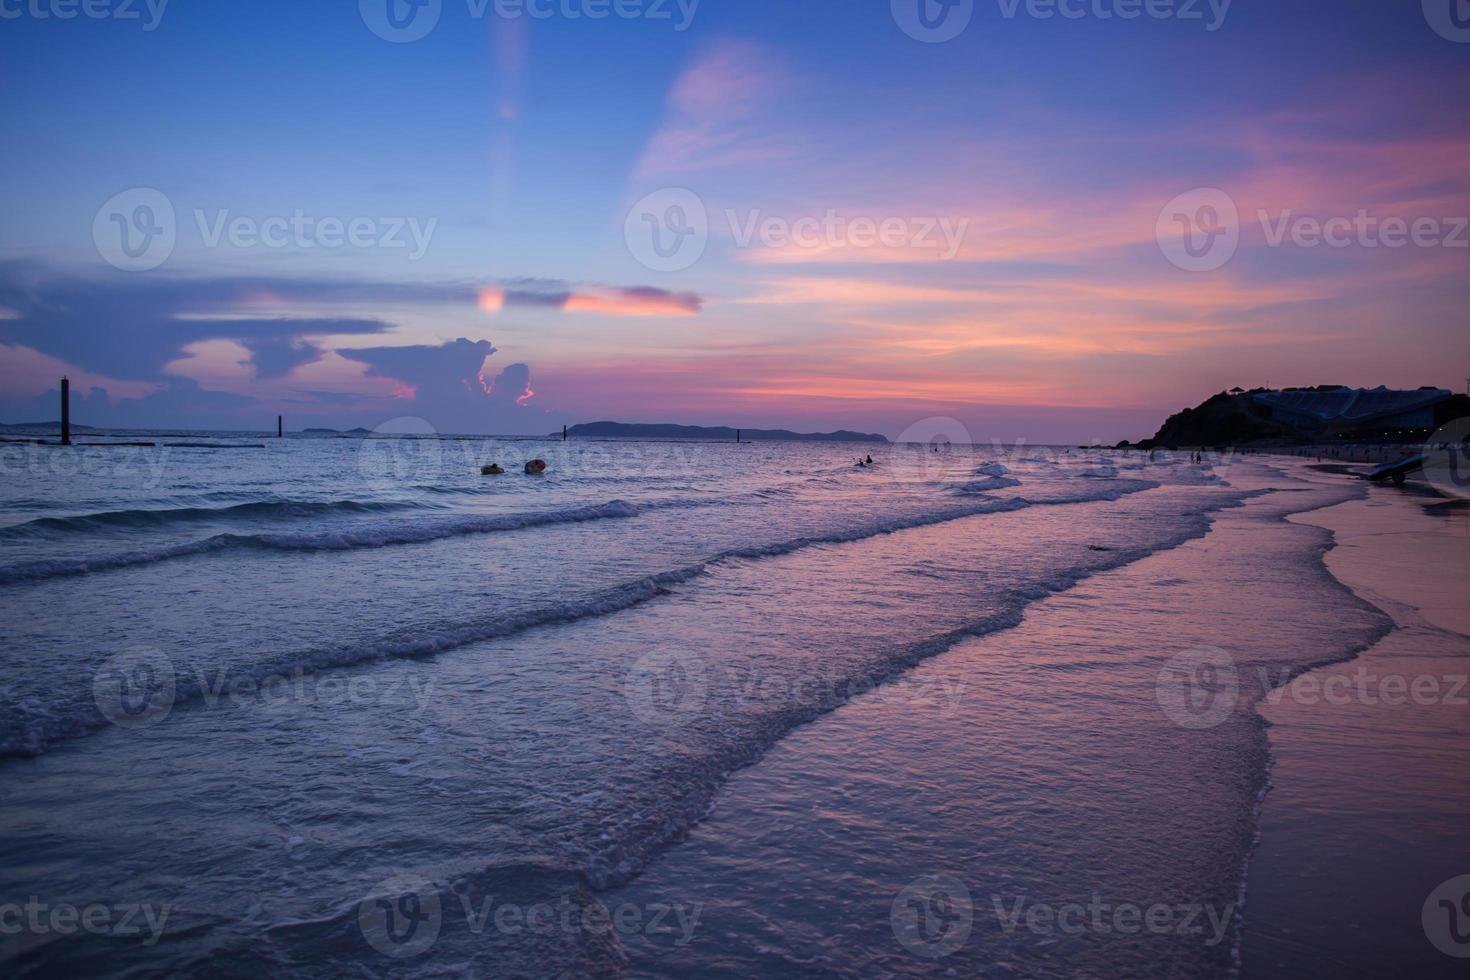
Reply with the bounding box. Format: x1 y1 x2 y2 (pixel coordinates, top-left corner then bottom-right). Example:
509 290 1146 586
605 461 1385 977
1252 444 1430 467
1241 477 1470 977
3 451 1462 975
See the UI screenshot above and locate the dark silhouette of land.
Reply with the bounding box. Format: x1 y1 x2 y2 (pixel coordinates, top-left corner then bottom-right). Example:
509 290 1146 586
562 422 889 444
1127 386 1468 450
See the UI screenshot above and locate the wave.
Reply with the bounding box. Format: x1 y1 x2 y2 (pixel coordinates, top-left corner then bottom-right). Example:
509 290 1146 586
582 500 1267 890
0 500 649 586
1166 465 1225 486
0 498 434 539
1 478 1304 980
955 476 1023 495
0 482 1176 759
6 859 626 979
412 476 701 494
0 473 881 586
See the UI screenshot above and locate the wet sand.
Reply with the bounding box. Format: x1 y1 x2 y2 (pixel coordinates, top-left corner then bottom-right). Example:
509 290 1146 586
601 460 1470 977
607 461 1402 977
1241 483 1470 977
1257 445 1425 467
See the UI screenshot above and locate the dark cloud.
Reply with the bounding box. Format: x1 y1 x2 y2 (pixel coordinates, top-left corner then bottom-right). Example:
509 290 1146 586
6 379 263 432
0 261 389 381
239 338 326 380
484 362 533 404
340 340 547 433
0 262 696 433
0 263 705 384
350 338 497 389
503 289 572 308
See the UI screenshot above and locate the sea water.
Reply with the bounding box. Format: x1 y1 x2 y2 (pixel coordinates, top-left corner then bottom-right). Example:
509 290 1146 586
0 435 1385 976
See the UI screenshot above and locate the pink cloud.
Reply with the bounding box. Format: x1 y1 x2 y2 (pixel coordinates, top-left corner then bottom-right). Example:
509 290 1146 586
480 285 703 317
0 344 159 401
165 340 408 405
635 39 797 178
562 287 702 317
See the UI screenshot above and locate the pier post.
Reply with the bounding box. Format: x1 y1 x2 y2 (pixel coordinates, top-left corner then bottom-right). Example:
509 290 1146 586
563 425 567 441
278 415 283 439
60 377 71 446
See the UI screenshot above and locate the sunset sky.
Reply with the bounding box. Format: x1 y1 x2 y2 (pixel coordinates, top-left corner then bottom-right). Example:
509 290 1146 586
2 0 1468 442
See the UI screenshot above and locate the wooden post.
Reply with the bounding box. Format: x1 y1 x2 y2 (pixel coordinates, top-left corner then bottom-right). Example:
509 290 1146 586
60 377 71 446
278 415 284 439
562 425 568 441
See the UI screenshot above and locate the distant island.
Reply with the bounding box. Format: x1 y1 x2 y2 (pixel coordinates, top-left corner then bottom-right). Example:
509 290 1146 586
303 427 373 435
0 421 97 433
562 422 889 444
1127 385 1469 449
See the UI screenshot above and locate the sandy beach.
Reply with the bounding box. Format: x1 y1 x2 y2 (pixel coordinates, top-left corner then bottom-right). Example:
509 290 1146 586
1242 478 1470 978
1257 445 1439 466
593 457 1470 977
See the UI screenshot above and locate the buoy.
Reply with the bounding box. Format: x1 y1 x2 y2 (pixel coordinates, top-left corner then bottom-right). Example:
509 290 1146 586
482 464 505 475
524 459 547 476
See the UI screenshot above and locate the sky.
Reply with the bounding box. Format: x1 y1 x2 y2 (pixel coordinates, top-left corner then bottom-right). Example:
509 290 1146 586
1 0 1468 442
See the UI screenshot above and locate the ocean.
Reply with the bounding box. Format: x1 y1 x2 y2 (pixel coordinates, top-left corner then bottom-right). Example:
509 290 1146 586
0 435 1414 976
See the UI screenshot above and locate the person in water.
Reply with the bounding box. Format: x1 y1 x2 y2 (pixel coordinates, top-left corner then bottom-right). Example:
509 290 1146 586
865 455 873 465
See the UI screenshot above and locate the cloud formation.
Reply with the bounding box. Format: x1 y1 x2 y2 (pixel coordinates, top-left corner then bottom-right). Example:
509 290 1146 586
479 285 703 317
0 264 578 433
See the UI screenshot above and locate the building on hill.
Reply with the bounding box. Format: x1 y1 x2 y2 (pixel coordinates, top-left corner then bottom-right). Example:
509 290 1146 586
1249 386 1453 439
1136 385 1467 450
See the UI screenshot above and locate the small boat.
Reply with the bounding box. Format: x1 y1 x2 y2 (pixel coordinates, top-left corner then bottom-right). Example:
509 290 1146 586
481 464 506 475
524 459 548 476
1365 454 1423 485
